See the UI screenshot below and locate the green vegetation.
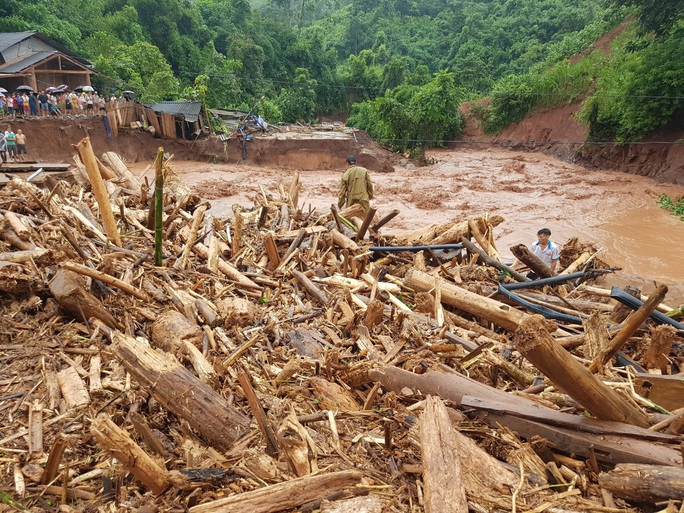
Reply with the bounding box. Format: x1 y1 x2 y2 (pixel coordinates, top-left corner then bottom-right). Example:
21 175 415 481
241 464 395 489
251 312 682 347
658 194 684 221
1 0 682 153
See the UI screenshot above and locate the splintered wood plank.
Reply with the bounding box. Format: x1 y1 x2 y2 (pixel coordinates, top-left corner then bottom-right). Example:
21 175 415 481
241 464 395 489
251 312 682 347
420 396 468 512
633 373 684 411
474 411 682 467
189 470 363 513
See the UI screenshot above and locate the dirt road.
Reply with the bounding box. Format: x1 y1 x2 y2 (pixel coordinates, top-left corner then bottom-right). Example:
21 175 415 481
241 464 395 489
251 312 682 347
137 147 684 302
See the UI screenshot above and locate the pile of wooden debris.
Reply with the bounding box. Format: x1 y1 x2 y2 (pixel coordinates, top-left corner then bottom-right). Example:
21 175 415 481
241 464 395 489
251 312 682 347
1 137 683 513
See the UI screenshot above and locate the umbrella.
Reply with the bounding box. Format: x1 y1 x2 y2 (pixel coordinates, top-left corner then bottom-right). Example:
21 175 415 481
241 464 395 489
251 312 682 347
0 87 7 93
74 85 84 93
15 85 34 92
81 85 94 92
45 86 58 93
122 90 136 100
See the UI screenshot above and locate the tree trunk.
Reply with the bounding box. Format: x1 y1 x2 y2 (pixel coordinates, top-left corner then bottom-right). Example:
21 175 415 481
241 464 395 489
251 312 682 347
404 269 529 332
514 315 649 428
110 331 250 452
599 464 684 502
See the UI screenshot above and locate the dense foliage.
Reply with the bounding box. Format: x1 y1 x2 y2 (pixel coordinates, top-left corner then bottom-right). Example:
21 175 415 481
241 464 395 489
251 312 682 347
1 0 682 151
479 1 684 141
658 194 684 221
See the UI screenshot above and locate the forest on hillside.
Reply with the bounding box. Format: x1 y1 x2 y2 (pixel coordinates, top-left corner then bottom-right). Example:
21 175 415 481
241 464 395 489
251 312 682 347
1 0 683 152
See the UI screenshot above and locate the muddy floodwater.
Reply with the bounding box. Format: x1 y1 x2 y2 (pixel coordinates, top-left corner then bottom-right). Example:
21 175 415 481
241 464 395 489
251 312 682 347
142 147 684 303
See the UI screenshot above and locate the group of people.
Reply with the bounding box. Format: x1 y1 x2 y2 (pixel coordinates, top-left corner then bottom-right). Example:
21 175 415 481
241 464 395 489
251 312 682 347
0 127 28 163
0 90 115 119
337 154 559 276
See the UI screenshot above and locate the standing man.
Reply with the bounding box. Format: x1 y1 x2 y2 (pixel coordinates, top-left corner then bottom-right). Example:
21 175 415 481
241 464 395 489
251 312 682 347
530 228 560 273
15 129 27 162
5 127 16 162
38 90 49 117
0 130 7 163
338 155 374 214
513 228 560 279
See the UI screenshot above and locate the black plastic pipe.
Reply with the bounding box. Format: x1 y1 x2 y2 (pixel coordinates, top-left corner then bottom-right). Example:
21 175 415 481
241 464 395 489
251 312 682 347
369 244 464 253
610 286 684 331
497 285 583 324
502 271 587 290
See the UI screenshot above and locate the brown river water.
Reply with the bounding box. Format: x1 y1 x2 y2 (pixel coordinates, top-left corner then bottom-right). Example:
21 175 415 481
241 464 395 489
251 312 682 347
139 147 684 304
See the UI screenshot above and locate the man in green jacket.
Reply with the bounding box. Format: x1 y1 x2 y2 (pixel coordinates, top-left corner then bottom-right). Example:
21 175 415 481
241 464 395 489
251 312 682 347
338 155 374 214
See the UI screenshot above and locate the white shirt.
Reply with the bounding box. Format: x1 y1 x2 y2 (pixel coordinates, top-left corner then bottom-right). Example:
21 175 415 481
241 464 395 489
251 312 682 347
530 240 559 268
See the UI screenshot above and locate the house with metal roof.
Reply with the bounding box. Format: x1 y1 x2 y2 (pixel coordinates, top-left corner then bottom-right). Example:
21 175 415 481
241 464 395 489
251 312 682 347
0 31 93 93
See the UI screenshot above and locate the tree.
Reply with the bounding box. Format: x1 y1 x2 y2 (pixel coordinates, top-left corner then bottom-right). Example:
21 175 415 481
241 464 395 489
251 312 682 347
609 0 684 35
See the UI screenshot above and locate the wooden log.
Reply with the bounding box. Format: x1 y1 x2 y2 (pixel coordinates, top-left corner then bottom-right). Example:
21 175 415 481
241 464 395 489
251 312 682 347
61 261 150 302
355 207 376 241
398 214 504 246
151 310 203 354
56 366 91 409
90 414 169 495
460 237 529 282
101 151 141 191
238 370 279 457
177 204 208 270
420 396 468 513
643 324 677 374
590 284 668 373
110 331 250 451
28 400 43 457
74 137 122 246
263 231 281 270
88 354 102 393
188 470 363 513
192 242 261 291
468 217 500 261
0 221 34 250
292 270 329 306
404 269 529 332
0 248 49 263
331 229 360 253
559 251 591 275
40 435 68 485
4 211 30 240
599 464 684 502
510 244 555 278
371 208 399 233
514 315 649 428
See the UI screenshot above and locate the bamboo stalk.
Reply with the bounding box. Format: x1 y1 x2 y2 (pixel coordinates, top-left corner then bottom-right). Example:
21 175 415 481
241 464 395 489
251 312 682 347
61 261 150 301
153 147 164 266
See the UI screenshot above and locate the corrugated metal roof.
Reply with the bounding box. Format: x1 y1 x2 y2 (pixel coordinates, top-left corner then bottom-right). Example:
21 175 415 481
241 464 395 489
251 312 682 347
147 101 203 122
0 31 91 67
0 51 55 74
0 31 36 53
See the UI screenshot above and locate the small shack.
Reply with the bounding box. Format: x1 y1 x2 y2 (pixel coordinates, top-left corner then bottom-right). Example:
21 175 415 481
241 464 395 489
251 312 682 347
145 101 205 140
104 100 206 141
